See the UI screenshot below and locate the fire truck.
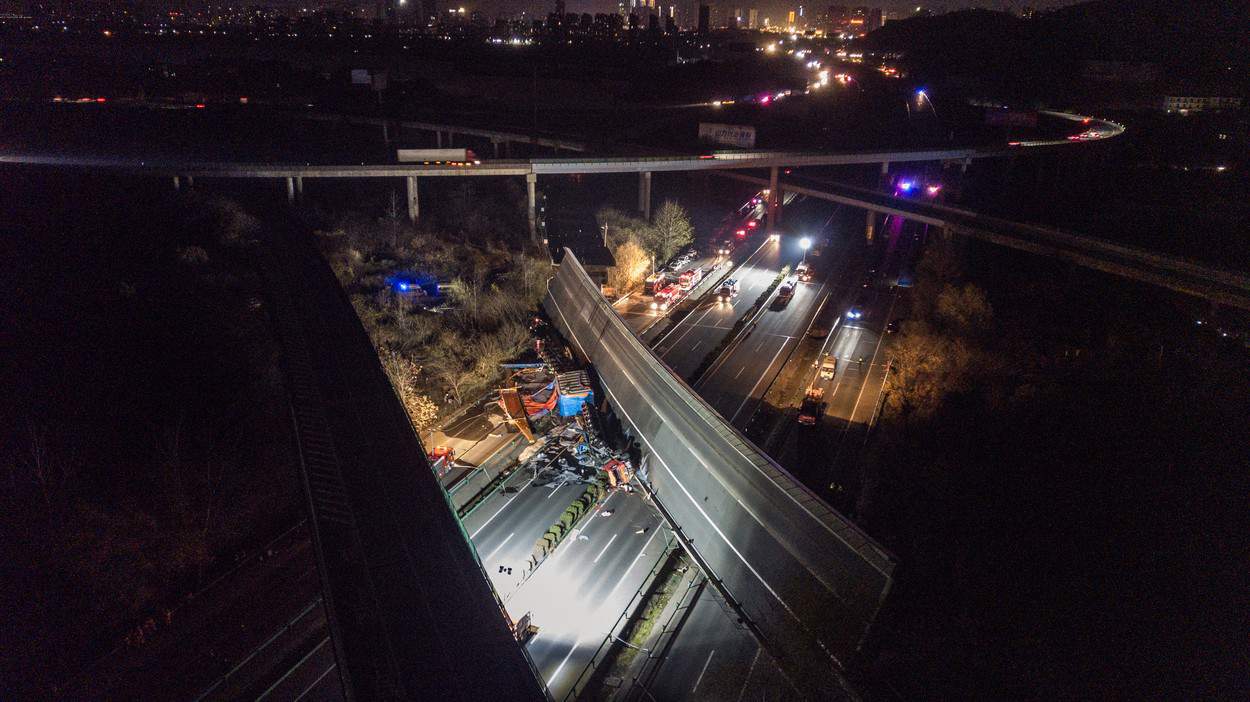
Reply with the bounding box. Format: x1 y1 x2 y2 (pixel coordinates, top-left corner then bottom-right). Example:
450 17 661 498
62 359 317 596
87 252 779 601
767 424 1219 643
651 284 679 310
427 446 456 478
678 268 704 291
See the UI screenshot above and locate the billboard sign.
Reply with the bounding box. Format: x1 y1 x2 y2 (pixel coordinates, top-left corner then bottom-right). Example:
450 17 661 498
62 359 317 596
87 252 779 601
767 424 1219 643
698 122 757 149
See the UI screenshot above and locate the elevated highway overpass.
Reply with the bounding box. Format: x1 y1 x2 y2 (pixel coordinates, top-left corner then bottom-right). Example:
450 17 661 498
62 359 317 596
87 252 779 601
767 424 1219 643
544 250 896 698
720 172 1250 312
0 144 990 241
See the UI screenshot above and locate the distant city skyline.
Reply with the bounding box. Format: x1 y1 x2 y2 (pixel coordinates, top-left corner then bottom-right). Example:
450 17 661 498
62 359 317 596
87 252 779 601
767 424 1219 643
132 0 1091 20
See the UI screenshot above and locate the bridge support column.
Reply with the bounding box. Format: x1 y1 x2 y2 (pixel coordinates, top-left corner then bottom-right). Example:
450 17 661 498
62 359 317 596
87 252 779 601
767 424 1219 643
436 131 443 148
172 175 181 191
766 166 779 233
879 160 890 188
526 173 539 246
285 176 296 204
406 175 419 222
186 175 194 188
638 171 652 221
294 176 304 199
492 138 500 159
865 209 876 242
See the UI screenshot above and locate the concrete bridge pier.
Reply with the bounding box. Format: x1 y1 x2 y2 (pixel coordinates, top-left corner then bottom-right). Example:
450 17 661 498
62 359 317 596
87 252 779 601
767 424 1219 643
765 166 779 233
864 161 891 242
638 171 652 220
406 175 420 222
172 175 181 191
285 176 296 204
294 176 304 199
492 138 501 159
526 173 538 245
186 175 194 188
436 131 443 148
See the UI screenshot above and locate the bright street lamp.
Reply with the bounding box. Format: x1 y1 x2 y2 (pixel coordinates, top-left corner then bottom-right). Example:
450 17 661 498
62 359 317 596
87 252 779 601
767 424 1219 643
800 236 811 263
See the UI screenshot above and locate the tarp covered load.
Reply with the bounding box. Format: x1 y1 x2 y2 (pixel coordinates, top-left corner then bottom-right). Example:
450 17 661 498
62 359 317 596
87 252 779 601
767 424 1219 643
555 370 594 417
523 381 558 416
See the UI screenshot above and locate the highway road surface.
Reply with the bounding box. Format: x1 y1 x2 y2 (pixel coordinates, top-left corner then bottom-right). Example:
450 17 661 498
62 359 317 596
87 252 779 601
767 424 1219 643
615 192 773 340
501 488 666 700
631 580 802 702
624 199 887 701
685 200 859 423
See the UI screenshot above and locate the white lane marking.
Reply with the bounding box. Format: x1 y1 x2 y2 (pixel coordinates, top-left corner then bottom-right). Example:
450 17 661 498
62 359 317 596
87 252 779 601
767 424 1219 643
692 339 703 352
845 292 899 425
546 265 863 634
729 337 792 422
593 533 618 564
483 531 515 563
579 491 615 531
735 647 762 702
259 636 331 701
293 662 336 702
470 479 531 538
549 636 583 687
693 649 716 693
656 238 773 355
733 365 745 379
548 526 661 686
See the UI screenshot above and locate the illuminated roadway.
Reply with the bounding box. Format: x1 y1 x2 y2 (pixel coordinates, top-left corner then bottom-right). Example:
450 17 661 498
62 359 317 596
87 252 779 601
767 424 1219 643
461 465 666 699
637 200 866 700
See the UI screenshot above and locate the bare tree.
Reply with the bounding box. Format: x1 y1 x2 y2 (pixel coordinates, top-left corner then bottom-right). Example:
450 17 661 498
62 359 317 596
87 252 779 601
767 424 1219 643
448 267 487 327
649 200 695 263
426 335 473 405
608 238 651 294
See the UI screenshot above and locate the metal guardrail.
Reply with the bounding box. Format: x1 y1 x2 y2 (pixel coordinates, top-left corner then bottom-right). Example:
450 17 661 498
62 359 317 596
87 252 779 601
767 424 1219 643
561 534 677 701
544 250 893 699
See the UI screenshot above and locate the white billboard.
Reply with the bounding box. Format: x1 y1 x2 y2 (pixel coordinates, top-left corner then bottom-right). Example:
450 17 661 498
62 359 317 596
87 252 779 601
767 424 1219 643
698 122 757 149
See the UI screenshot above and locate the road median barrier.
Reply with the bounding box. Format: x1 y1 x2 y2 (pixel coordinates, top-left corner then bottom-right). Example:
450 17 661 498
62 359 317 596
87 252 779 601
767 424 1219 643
526 482 608 573
688 264 791 384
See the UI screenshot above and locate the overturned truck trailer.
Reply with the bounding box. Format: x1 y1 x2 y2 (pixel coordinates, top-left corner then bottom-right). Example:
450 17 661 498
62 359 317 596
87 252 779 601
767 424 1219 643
544 250 895 698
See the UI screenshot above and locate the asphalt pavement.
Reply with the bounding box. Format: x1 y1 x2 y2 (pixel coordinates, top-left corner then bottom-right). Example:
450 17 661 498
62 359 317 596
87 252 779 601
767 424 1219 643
502 489 666 700
638 583 799 702
626 199 897 701
689 200 855 423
